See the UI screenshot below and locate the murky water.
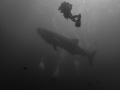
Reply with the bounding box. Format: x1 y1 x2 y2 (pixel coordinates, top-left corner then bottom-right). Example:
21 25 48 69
0 0 120 89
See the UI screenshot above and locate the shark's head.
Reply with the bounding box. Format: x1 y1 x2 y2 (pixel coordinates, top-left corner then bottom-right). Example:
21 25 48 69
37 28 50 39
37 28 54 43
37 28 53 35
37 28 45 37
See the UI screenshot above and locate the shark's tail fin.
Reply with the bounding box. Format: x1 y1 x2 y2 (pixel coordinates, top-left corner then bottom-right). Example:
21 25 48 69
88 50 97 65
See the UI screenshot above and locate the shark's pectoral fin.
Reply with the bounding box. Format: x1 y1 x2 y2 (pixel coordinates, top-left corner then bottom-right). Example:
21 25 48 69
88 50 97 65
53 45 57 51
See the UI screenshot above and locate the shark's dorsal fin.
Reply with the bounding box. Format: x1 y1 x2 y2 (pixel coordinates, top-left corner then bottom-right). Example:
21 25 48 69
71 39 79 45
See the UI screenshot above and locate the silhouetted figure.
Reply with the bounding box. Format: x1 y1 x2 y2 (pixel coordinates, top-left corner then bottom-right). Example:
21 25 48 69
96 80 99 85
39 58 45 71
58 1 81 27
23 66 28 70
88 83 92 87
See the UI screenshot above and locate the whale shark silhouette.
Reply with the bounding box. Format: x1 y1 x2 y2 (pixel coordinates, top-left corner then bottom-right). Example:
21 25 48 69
37 28 97 65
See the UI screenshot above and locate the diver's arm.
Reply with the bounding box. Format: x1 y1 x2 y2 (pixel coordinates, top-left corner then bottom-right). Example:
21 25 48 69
70 15 76 22
70 14 81 23
69 14 77 22
69 15 78 23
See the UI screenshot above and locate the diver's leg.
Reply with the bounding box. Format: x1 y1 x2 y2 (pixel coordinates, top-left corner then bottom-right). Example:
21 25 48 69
73 15 79 18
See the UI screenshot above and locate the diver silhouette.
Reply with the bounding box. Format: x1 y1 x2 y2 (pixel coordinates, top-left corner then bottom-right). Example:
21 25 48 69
58 1 81 27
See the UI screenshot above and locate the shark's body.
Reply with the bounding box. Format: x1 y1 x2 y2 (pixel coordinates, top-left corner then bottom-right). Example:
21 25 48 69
37 28 97 65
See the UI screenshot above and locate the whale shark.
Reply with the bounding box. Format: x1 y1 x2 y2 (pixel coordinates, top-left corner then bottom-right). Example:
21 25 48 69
37 28 97 65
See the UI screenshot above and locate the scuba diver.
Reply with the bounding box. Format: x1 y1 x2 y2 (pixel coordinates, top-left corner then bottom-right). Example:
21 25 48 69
58 1 81 27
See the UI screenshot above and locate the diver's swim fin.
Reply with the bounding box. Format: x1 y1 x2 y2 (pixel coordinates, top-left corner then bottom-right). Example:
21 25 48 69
75 14 81 27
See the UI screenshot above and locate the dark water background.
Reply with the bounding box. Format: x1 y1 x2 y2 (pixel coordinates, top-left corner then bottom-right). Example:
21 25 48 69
0 0 120 89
